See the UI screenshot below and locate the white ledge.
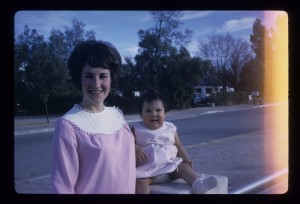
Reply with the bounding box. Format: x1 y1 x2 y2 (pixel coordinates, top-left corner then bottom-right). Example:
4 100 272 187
150 173 228 194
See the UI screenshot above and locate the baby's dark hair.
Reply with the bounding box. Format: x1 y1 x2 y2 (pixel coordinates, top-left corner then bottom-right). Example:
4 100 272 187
138 89 167 113
67 40 122 90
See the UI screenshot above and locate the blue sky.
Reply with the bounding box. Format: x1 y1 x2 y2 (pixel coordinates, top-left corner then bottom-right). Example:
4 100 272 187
14 10 284 60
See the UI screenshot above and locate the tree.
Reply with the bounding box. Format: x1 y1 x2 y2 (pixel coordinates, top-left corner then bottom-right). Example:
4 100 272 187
198 33 253 92
135 11 193 91
132 11 204 109
48 28 79 96
14 29 32 114
14 18 97 118
250 18 270 97
150 11 193 50
228 39 253 91
64 19 95 59
14 27 48 116
24 31 71 122
164 47 204 109
197 33 234 89
119 57 139 97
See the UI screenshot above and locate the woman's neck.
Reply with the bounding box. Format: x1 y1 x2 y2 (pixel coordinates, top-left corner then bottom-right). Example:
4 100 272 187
79 102 104 113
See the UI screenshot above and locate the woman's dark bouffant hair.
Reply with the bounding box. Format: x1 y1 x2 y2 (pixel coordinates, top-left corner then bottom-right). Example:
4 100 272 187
67 40 122 89
138 89 168 114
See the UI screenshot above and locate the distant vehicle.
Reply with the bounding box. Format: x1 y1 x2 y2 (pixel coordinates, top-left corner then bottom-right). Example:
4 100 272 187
250 91 264 105
192 93 213 107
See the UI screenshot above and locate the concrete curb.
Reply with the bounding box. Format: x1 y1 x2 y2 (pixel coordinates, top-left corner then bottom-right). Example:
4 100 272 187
150 173 228 194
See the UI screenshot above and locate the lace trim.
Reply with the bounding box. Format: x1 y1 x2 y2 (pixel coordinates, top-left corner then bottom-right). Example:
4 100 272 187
61 118 127 137
60 105 127 135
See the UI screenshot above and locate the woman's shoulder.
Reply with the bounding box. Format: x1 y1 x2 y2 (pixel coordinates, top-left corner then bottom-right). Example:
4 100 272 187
60 105 81 118
55 106 77 124
55 109 80 131
55 117 70 126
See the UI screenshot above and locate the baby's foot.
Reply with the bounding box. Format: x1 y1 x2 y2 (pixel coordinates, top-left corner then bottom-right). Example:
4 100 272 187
192 176 218 194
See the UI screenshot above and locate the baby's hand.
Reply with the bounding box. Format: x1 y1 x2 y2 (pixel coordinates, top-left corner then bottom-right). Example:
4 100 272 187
183 159 193 168
135 145 148 164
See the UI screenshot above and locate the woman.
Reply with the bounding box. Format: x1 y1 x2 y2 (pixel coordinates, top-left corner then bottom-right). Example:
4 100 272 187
51 40 136 194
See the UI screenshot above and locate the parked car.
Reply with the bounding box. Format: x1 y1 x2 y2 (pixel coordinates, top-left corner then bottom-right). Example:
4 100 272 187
192 93 213 107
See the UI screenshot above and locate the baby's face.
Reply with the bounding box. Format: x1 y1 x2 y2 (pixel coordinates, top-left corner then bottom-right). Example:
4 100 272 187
141 99 165 130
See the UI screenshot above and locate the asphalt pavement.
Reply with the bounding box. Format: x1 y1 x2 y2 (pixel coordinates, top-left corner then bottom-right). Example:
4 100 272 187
14 104 255 136
13 103 289 194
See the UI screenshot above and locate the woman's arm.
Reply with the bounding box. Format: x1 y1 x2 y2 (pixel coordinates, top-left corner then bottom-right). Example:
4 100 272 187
131 126 148 165
52 119 79 194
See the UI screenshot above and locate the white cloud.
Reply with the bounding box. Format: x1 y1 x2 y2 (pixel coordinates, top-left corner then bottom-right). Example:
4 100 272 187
182 11 215 21
15 11 76 38
123 46 139 57
217 17 256 33
137 14 152 23
186 39 199 57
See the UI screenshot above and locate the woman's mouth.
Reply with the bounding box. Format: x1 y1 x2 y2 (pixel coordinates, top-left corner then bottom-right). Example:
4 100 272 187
89 89 103 94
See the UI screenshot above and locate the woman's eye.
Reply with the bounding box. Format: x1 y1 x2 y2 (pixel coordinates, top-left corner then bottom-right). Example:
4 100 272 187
84 75 92 79
99 74 108 79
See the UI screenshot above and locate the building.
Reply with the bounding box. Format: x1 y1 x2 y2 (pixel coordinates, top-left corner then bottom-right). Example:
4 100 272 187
194 75 234 97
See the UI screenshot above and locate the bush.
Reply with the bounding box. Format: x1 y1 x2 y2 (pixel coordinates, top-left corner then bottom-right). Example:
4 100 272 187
211 91 248 106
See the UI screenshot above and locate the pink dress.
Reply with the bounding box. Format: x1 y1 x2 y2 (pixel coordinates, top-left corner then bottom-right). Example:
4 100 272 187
51 105 136 194
133 121 183 178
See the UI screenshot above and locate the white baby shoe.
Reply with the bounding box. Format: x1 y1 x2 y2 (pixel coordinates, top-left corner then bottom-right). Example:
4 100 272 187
192 175 218 194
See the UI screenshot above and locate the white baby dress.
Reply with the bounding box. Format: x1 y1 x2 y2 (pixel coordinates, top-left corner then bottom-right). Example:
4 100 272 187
133 121 183 178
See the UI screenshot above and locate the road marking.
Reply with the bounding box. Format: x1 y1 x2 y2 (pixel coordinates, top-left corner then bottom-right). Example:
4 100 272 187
201 111 224 115
15 174 51 184
14 128 54 136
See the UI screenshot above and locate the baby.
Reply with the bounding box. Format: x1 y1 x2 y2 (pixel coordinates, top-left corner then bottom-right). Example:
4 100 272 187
131 89 217 194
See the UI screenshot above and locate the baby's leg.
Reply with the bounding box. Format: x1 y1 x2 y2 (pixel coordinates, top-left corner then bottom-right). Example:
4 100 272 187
178 163 217 194
136 178 152 194
177 163 198 185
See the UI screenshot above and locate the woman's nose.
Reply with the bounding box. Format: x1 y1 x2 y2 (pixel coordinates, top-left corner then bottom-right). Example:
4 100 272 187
92 77 101 86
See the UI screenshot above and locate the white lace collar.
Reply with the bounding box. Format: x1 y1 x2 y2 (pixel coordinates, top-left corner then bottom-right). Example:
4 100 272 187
61 104 125 135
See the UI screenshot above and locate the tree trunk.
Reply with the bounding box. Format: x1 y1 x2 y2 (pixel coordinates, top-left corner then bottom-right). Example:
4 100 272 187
45 102 49 124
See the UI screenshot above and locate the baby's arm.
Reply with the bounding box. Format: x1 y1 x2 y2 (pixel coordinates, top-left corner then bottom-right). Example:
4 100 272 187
175 132 193 167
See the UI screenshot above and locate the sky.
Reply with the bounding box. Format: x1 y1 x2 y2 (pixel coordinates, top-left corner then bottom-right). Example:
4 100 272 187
14 10 285 61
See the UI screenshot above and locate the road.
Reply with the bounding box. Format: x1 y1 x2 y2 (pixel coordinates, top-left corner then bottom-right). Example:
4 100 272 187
14 103 289 194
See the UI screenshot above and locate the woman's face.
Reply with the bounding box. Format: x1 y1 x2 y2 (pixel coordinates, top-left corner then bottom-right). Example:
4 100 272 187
81 64 111 108
141 99 165 130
